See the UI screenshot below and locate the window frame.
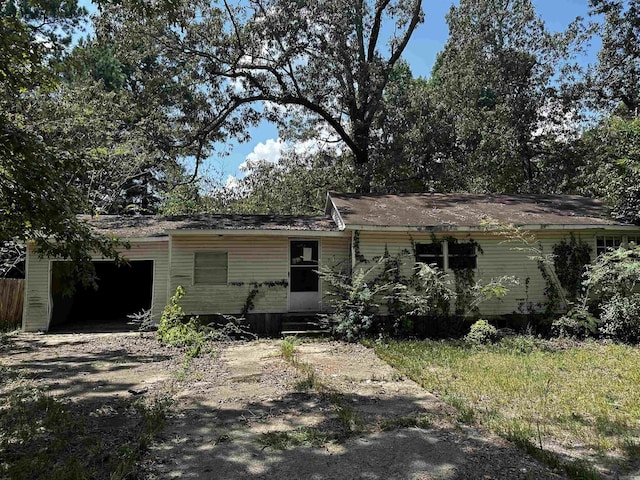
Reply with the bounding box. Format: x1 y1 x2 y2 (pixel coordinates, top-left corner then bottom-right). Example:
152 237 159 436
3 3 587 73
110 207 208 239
447 241 478 270
415 242 444 269
596 235 623 257
415 240 477 271
193 251 229 286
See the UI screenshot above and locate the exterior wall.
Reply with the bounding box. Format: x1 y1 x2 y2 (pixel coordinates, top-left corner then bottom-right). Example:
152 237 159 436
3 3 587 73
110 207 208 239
169 233 352 315
170 234 290 315
320 235 351 310
22 240 169 332
352 229 636 316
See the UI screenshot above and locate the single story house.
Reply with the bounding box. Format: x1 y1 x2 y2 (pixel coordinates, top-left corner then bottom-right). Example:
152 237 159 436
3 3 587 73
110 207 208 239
22 192 640 332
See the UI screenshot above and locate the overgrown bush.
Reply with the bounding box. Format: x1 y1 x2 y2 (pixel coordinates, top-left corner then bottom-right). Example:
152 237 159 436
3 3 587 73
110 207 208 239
552 307 599 339
465 319 498 345
599 294 640 343
319 261 393 341
157 287 256 356
581 245 640 342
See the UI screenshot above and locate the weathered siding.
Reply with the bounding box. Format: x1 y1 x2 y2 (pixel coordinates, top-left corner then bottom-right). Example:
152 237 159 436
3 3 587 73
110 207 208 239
22 243 50 331
170 235 290 314
22 240 169 332
353 229 611 316
320 235 351 310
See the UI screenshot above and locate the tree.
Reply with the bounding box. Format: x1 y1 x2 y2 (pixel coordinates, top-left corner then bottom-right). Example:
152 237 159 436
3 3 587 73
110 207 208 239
578 116 640 224
94 0 424 192
212 148 359 215
0 0 127 279
587 0 640 117
431 0 581 193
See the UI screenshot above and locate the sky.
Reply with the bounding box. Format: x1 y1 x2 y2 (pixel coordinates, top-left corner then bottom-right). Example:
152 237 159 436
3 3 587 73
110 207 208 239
219 0 596 186
79 0 598 185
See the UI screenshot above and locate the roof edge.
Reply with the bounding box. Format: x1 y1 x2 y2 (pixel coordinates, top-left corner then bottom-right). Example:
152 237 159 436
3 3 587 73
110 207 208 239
343 224 639 232
325 192 346 231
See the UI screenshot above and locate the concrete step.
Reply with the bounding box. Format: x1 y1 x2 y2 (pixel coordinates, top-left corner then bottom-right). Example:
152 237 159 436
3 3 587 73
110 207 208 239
280 329 329 338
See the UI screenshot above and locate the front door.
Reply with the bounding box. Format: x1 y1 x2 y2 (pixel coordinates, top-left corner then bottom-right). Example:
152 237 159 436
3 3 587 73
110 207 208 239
289 239 320 312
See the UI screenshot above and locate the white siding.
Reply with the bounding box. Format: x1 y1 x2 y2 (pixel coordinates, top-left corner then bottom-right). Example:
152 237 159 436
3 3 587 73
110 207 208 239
22 240 169 332
320 236 351 310
170 235 290 314
353 229 612 316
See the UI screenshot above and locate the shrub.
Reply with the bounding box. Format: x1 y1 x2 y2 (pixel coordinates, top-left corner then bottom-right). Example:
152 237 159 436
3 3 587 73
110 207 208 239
157 287 213 357
552 307 599 339
319 261 394 342
465 319 498 345
599 294 640 343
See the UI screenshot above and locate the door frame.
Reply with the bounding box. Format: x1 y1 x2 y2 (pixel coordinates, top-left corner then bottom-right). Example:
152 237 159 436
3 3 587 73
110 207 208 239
288 238 321 312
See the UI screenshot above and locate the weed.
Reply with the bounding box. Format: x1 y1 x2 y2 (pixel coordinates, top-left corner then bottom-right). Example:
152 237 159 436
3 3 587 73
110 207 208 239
258 428 334 450
379 415 433 431
281 336 299 361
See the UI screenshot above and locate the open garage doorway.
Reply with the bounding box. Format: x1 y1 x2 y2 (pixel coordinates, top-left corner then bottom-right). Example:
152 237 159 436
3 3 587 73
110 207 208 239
50 260 153 332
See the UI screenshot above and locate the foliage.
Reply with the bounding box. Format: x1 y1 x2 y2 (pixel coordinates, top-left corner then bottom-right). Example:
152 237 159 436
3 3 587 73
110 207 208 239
586 0 640 116
375 339 640 477
430 0 582 193
94 0 423 192
218 149 359 215
465 319 499 345
599 294 640 342
157 286 213 357
552 307 600 339
552 234 593 302
578 116 640 224
319 260 395 341
157 287 256 356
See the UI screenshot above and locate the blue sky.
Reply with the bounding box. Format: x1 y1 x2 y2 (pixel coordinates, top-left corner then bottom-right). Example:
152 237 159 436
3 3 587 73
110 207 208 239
220 0 596 184
79 0 597 183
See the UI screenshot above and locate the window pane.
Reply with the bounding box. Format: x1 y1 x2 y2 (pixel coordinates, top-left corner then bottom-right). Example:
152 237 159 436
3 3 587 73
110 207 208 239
194 252 227 284
415 242 444 268
291 241 318 265
448 242 477 270
290 267 319 292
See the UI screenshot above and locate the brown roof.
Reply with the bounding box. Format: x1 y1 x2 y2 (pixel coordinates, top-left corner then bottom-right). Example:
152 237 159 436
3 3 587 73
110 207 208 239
328 192 623 228
78 214 337 238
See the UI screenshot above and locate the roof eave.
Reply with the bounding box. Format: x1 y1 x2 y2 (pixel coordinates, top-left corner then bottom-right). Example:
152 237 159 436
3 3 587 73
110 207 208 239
342 223 639 232
166 228 347 237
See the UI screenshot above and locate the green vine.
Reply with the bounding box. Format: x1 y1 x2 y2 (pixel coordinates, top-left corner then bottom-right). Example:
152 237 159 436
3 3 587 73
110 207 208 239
229 280 289 316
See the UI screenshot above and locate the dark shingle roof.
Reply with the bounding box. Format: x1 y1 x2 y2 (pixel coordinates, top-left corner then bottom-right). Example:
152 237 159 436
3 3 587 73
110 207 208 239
78 214 337 238
328 192 623 228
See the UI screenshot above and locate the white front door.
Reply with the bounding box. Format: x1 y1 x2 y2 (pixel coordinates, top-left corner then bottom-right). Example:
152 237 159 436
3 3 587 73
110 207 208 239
289 239 320 312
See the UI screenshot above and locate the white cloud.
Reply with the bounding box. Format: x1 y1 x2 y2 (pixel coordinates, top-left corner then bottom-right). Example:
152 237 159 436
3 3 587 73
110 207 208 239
239 137 285 172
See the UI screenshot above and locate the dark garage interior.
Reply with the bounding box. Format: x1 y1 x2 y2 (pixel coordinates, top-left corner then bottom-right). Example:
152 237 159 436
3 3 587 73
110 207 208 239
50 260 153 331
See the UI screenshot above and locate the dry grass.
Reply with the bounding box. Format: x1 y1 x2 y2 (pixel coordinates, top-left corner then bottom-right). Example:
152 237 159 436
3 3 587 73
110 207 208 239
374 337 640 478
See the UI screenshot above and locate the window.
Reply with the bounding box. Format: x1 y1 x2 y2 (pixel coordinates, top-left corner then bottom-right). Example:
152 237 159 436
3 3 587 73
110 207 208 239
415 242 444 269
448 242 477 270
194 252 228 285
627 235 640 247
596 235 622 256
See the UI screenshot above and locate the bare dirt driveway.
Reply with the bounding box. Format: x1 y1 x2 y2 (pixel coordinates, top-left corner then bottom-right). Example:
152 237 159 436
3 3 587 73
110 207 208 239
0 333 565 479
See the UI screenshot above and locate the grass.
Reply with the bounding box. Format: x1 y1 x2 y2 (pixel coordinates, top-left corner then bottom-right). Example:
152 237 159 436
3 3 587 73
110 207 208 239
0 373 172 480
374 336 640 477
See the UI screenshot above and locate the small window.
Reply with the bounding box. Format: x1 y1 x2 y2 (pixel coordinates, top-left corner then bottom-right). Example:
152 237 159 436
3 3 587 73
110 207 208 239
415 243 444 269
448 242 477 270
596 236 622 256
194 252 228 285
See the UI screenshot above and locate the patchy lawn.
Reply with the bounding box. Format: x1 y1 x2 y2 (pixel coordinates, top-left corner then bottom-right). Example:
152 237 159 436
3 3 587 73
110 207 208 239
374 337 640 479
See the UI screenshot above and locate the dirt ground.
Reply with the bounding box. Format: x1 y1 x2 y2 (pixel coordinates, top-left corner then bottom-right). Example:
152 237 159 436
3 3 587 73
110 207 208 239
0 333 566 479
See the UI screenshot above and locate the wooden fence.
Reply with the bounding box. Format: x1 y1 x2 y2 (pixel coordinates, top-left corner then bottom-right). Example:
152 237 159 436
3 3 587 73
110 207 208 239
0 279 24 330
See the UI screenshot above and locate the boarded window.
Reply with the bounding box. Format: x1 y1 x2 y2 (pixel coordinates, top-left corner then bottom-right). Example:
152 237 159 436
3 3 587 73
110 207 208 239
415 243 444 269
194 252 228 285
448 242 477 270
596 235 622 256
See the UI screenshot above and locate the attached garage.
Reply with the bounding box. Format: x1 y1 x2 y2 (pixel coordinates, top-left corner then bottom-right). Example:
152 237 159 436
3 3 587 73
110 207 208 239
50 260 154 331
